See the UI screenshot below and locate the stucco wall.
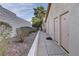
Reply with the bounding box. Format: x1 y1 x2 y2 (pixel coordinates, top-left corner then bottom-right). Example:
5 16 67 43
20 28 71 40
0 6 32 37
45 3 79 55
45 5 54 39
69 4 79 55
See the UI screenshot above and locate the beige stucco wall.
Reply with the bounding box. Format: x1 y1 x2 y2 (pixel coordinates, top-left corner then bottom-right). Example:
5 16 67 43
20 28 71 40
45 3 79 55
0 6 32 37
69 4 79 56
45 5 54 39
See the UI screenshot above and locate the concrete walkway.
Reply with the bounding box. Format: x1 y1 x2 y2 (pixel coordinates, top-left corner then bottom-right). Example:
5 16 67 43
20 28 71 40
37 31 68 56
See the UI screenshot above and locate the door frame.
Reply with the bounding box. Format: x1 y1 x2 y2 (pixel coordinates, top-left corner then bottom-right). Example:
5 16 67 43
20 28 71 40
54 17 58 43
59 11 69 53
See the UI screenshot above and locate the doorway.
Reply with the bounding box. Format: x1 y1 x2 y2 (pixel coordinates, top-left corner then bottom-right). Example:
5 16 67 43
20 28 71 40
60 11 69 53
54 17 59 43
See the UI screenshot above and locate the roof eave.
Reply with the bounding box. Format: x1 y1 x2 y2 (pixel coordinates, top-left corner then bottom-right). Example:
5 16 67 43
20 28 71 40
45 3 51 23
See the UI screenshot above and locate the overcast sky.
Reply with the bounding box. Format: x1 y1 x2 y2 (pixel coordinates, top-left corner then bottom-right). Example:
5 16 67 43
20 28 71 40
0 3 48 22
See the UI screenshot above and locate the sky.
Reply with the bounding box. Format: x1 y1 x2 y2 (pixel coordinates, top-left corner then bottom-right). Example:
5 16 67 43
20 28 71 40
0 3 48 22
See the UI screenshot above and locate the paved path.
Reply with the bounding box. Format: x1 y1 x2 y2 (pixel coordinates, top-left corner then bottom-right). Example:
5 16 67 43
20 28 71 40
37 31 68 56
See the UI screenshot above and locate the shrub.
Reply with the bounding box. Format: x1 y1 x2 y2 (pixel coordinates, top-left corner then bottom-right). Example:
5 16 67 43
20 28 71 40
0 22 12 41
0 21 12 55
16 27 36 42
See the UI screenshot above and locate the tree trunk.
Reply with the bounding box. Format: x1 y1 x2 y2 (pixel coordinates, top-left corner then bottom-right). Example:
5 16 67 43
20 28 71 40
40 25 42 31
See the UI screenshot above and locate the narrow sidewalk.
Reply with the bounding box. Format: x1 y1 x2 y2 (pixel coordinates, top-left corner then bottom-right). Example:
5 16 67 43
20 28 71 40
37 31 68 56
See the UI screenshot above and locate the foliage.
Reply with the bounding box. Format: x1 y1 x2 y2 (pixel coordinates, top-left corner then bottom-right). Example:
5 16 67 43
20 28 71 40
0 22 12 41
34 6 46 19
32 6 46 30
0 21 12 55
32 17 42 29
0 39 9 55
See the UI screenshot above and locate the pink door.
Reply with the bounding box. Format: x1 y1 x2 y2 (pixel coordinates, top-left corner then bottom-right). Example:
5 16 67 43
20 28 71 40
54 17 59 43
60 11 69 52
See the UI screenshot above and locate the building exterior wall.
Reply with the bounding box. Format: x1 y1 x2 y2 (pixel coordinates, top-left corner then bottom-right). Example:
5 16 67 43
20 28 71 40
45 5 54 39
0 6 32 37
69 4 79 55
45 3 79 55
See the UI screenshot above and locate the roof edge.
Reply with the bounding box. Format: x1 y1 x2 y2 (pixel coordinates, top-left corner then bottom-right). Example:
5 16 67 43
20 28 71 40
45 3 51 22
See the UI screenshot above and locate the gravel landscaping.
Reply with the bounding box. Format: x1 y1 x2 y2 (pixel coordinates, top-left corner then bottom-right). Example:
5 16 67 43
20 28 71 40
4 32 37 56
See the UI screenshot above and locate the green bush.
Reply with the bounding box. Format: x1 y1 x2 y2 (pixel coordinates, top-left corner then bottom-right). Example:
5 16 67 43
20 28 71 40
0 21 12 55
